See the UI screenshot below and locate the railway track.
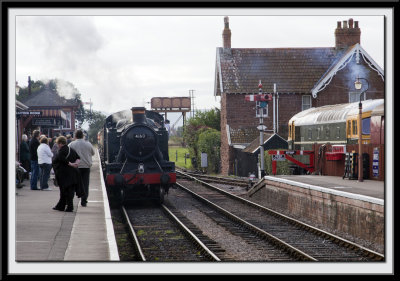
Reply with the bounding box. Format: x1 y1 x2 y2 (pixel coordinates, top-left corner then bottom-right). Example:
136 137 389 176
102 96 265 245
177 169 250 188
176 170 384 262
121 203 221 262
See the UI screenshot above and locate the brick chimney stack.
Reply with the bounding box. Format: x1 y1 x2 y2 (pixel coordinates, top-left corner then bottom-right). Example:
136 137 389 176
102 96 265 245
335 18 361 49
222 16 231 48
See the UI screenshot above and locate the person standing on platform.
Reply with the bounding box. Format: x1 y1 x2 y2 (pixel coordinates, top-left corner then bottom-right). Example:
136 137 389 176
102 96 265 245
50 135 59 186
19 134 30 179
29 130 40 190
37 137 53 191
68 129 95 207
52 136 82 212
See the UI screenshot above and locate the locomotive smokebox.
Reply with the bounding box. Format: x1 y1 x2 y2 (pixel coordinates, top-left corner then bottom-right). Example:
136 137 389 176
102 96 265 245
131 107 146 124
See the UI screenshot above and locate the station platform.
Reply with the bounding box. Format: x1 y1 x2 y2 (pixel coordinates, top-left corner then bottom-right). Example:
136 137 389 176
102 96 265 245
268 174 384 201
14 151 119 263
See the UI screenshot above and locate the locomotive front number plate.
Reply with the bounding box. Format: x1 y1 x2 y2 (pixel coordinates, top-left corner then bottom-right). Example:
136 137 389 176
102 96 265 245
134 134 146 139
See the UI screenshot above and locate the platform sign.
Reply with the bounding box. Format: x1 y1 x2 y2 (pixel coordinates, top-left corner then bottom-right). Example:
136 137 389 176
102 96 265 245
272 154 286 161
372 147 379 178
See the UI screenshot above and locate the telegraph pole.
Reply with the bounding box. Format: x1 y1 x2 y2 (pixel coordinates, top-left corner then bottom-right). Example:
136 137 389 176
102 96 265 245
189 89 195 118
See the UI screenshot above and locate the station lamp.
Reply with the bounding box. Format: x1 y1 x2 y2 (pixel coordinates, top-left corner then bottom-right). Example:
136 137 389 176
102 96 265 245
354 76 369 182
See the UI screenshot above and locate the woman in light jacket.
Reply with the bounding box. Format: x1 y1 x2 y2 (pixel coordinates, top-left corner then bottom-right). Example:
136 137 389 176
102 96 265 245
37 137 53 190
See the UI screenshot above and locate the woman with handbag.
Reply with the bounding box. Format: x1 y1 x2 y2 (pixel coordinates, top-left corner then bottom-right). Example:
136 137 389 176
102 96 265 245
52 136 83 212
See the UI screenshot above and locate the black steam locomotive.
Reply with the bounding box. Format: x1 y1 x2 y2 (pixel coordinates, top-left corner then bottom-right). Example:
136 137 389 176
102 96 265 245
98 107 176 205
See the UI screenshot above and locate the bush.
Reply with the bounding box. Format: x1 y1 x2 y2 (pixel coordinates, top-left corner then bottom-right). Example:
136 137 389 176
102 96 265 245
197 129 221 173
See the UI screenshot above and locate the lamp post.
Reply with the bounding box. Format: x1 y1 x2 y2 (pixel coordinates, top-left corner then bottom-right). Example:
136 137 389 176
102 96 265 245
354 77 369 182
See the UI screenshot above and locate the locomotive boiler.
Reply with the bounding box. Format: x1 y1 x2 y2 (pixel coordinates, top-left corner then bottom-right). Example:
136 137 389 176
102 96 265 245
98 107 176 205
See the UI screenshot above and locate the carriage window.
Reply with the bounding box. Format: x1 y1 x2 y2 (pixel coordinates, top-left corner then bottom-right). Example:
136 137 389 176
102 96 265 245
352 120 357 135
362 118 371 135
347 121 351 136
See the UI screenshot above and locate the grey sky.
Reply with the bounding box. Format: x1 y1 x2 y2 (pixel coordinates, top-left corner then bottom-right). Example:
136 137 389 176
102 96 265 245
14 9 387 126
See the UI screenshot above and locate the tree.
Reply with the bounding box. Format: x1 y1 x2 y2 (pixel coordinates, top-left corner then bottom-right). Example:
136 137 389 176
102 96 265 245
183 108 221 170
197 129 221 173
86 110 107 144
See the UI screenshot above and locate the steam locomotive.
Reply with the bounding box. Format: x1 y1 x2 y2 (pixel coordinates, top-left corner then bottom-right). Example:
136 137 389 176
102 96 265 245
98 107 176 205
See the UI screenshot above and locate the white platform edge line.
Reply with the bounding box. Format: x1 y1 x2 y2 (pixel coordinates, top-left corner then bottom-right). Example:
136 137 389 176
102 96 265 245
264 176 384 206
97 149 120 261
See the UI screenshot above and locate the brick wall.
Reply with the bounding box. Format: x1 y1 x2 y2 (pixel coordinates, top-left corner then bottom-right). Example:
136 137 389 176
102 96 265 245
313 143 385 181
247 178 384 249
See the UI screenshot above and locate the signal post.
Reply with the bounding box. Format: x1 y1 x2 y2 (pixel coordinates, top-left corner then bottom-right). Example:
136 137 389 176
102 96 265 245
245 81 272 178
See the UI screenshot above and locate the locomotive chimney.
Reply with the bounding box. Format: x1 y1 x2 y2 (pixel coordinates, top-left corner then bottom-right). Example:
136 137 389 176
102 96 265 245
131 107 146 124
334 18 361 49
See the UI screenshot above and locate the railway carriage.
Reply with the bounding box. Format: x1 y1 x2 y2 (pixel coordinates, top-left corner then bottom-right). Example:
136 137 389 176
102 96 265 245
98 107 176 205
288 99 384 151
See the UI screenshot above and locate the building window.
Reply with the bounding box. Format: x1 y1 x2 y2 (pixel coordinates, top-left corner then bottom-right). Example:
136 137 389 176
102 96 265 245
302 95 312 111
349 92 366 103
336 127 341 139
256 101 268 117
65 111 72 129
308 128 312 140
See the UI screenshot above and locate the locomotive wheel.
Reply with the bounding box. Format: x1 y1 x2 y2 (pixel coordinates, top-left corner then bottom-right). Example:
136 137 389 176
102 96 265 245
157 186 165 204
110 187 123 208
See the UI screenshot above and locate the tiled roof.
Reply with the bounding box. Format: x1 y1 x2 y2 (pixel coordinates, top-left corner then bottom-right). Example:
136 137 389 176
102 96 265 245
20 86 79 107
242 133 288 154
216 47 346 94
229 126 259 144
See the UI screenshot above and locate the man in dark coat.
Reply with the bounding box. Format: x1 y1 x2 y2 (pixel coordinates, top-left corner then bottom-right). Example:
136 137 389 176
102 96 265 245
52 136 84 212
29 130 40 190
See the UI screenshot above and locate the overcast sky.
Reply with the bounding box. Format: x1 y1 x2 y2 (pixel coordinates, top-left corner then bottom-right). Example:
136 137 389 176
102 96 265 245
9 7 394 275
13 8 388 126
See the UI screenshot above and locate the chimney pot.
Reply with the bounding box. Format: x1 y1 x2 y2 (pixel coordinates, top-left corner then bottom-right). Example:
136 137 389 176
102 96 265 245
337 21 342 28
335 18 361 49
349 18 354 28
222 16 232 48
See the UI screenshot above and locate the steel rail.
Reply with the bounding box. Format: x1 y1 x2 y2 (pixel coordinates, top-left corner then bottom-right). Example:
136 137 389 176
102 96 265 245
175 182 317 261
121 206 146 261
177 170 384 261
161 204 221 261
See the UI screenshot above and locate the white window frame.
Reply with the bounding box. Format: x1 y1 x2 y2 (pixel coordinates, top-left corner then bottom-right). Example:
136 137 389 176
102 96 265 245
64 111 72 129
349 91 366 103
302 95 312 111
255 101 268 117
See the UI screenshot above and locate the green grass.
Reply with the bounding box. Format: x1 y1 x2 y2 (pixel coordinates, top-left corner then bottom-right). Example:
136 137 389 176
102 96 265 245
169 146 192 169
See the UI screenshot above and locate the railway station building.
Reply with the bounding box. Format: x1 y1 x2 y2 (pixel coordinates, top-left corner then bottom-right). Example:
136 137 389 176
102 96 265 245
214 17 385 176
18 81 80 141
